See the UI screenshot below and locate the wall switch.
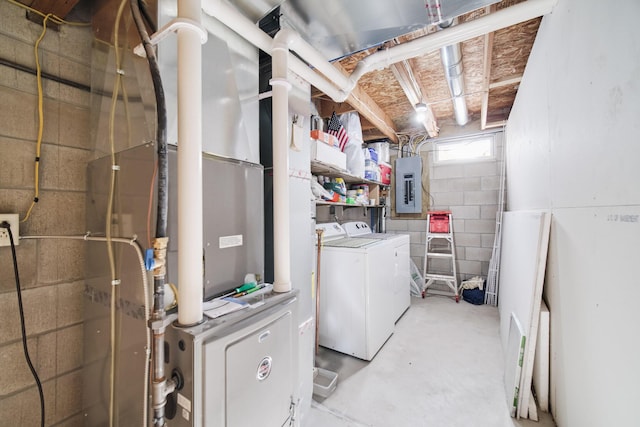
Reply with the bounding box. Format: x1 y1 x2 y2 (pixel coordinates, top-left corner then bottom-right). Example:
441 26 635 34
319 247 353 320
0 214 20 247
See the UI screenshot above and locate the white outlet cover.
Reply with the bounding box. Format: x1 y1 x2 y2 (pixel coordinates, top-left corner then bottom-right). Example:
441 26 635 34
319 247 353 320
0 213 19 247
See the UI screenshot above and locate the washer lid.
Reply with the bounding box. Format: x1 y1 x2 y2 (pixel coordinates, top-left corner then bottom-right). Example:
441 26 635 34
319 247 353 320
323 237 380 248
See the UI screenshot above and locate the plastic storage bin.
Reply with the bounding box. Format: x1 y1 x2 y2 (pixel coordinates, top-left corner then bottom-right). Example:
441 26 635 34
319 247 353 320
313 368 338 398
429 211 451 233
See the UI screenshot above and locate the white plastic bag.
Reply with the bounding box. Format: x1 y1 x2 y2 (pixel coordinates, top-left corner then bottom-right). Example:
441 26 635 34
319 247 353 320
461 276 484 291
340 112 365 178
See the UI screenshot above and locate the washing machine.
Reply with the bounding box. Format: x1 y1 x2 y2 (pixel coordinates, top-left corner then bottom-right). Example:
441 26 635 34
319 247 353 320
343 221 411 322
315 223 395 361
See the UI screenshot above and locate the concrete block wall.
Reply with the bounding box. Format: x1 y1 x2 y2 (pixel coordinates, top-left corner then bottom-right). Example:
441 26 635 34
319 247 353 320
0 3 91 425
386 131 504 285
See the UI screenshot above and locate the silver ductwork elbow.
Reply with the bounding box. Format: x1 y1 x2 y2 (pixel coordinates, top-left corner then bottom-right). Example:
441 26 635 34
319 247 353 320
439 19 469 126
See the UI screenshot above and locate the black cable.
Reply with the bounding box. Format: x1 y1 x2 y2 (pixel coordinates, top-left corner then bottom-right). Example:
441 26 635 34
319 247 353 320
137 0 157 33
1 222 45 427
130 0 168 239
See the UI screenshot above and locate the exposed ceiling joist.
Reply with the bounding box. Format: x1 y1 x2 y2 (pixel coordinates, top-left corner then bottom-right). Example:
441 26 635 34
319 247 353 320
314 62 399 143
20 0 543 140
390 59 439 138
316 99 357 116
485 120 506 129
359 120 378 131
489 75 523 89
346 86 399 143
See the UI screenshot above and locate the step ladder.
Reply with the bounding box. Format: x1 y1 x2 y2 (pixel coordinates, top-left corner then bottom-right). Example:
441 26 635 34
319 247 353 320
422 211 459 302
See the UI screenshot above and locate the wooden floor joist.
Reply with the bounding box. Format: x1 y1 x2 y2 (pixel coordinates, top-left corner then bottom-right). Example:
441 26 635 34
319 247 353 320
489 75 523 90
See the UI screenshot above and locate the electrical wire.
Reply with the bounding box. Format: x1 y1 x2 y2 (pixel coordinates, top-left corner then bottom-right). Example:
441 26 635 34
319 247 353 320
21 13 51 223
7 0 141 423
20 232 151 427
8 0 89 222
1 222 45 427
106 1 130 425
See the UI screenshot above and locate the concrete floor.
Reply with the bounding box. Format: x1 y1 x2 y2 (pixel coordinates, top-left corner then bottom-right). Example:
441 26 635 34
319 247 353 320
304 295 556 427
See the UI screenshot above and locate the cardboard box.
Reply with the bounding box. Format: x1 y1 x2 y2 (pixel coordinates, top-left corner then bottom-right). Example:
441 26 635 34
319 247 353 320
311 140 346 170
310 130 339 148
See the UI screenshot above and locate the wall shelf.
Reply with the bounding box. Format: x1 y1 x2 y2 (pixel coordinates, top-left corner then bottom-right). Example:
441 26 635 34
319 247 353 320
315 200 383 208
311 160 385 186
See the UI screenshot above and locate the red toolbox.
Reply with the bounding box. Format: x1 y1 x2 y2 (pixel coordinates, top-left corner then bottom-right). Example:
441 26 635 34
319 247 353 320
429 211 451 233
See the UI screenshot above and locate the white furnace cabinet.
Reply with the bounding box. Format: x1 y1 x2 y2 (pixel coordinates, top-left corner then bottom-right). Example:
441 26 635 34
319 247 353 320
318 242 396 361
164 292 299 427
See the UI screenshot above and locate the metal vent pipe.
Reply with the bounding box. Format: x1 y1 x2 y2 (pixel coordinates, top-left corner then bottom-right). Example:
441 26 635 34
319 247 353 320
439 19 469 126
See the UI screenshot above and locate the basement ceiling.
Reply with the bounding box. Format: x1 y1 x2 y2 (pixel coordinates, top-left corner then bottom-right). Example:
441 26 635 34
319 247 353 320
19 0 541 142
312 0 541 141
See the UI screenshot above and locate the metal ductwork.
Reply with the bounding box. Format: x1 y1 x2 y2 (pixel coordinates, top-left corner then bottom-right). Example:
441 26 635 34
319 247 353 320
439 19 469 126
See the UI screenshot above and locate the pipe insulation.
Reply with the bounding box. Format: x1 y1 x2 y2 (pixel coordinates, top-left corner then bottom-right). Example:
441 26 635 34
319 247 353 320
271 29 295 293
177 0 204 326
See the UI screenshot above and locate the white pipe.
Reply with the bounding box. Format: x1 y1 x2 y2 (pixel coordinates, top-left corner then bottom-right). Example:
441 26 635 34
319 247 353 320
271 29 294 293
200 0 554 295
203 0 555 105
201 0 347 102
349 0 556 88
177 0 204 326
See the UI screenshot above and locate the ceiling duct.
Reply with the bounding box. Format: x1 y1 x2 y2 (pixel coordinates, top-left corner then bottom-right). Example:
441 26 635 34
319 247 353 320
227 0 500 61
210 0 556 125
439 18 469 126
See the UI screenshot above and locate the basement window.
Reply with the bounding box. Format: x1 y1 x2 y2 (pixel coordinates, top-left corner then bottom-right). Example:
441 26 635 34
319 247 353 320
434 135 494 163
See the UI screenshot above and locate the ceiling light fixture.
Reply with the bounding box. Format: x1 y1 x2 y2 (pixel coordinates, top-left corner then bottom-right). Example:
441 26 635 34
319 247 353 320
415 102 428 112
415 102 428 122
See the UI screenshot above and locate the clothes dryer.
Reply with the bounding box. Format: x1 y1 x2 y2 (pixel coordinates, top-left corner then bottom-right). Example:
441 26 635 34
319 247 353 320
343 221 411 322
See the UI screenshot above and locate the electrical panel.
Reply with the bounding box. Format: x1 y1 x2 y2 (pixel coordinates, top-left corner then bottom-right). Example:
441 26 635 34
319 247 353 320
395 156 422 214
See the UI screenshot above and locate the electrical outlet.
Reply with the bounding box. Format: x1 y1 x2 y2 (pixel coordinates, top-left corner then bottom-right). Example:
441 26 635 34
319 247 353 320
0 214 20 247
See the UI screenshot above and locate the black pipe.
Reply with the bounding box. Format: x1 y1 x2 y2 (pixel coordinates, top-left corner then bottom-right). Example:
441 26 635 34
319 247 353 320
0 57 90 92
130 2 169 426
0 56 146 103
130 0 168 239
138 0 157 34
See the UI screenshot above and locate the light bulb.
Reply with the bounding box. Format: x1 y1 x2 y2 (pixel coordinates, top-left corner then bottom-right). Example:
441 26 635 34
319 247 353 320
415 102 428 112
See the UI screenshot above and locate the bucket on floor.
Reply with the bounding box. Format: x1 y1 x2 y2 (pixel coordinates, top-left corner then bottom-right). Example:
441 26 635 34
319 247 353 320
313 367 338 398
